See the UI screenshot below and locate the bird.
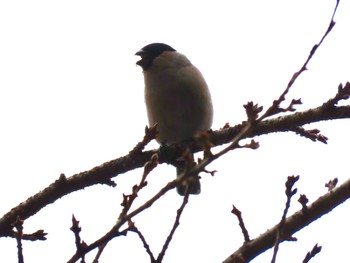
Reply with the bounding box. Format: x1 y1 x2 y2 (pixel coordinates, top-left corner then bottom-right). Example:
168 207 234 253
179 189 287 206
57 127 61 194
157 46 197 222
135 43 213 195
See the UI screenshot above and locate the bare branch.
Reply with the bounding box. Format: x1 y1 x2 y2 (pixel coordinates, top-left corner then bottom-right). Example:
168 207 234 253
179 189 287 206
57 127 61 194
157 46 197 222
323 82 350 108
231 205 250 242
70 215 85 255
282 0 339 107
302 243 322 263
271 176 299 263
1 98 350 238
12 216 24 263
223 177 350 263
157 192 190 262
67 179 177 262
129 124 158 155
128 220 156 262
291 127 328 144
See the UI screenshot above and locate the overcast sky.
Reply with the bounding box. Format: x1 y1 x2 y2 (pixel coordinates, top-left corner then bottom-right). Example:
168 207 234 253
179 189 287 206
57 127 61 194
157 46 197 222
1 1 350 262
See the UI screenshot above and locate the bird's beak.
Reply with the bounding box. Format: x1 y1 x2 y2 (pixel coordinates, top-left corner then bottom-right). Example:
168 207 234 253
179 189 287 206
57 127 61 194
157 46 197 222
135 49 144 56
135 49 144 66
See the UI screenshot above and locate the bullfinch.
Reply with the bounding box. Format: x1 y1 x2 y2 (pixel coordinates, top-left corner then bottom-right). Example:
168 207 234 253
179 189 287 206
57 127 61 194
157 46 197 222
135 43 213 195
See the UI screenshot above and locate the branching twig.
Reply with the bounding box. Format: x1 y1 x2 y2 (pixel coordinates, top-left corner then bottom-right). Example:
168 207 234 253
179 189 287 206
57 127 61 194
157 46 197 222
129 124 158 155
67 179 177 262
291 127 328 143
69 153 160 261
121 191 191 263
261 0 339 120
271 176 299 263
1 89 349 239
70 215 85 255
12 229 47 242
186 0 342 189
223 177 350 263
302 243 322 263
120 153 158 218
323 82 350 108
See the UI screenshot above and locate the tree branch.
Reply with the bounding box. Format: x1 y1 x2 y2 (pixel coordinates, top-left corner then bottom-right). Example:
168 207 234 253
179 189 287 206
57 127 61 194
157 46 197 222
222 177 350 263
0 94 350 236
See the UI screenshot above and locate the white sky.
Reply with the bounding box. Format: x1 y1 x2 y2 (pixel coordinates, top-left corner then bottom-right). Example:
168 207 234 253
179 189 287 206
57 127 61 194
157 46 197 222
1 0 350 262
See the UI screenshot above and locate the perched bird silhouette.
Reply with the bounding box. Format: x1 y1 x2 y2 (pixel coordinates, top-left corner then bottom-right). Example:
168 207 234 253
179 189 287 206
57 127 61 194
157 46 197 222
136 43 213 195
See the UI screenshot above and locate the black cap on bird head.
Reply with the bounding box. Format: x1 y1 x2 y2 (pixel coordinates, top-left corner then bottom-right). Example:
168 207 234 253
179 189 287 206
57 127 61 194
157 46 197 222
135 43 176 70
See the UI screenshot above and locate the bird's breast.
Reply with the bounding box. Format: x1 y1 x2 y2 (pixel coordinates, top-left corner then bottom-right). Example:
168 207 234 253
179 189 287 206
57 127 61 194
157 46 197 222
144 64 213 144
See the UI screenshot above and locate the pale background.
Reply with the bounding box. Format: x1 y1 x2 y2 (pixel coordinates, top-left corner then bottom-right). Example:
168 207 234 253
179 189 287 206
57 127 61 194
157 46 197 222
1 0 350 262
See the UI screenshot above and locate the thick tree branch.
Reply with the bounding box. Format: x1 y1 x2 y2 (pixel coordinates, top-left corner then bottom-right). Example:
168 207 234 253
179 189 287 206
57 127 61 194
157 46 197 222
222 177 350 263
214 104 348 145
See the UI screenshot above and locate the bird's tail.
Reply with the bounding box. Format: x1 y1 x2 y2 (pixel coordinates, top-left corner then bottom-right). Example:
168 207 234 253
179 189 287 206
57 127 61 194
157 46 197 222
176 154 201 195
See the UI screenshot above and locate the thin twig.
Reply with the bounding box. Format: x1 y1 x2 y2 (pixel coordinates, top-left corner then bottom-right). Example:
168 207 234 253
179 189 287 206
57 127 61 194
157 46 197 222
70 215 83 251
129 124 158 155
128 220 156 262
92 243 107 263
302 243 322 263
12 216 24 263
231 205 250 242
157 191 190 262
120 153 158 218
271 176 299 263
261 0 339 120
